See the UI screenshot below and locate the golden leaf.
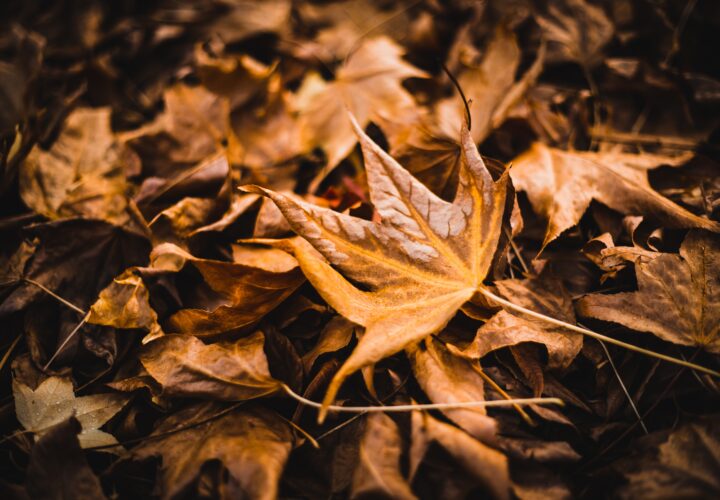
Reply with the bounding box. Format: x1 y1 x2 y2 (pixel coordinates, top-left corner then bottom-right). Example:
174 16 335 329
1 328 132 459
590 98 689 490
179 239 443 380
244 114 512 419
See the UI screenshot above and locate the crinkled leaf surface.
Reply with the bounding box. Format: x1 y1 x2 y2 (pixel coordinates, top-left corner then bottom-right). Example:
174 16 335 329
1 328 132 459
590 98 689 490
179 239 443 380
131 403 294 500
246 115 511 411
511 143 720 248
13 376 127 449
577 230 720 353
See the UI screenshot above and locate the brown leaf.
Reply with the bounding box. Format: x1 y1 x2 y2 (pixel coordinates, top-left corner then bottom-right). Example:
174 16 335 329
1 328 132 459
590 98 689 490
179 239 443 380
0 219 150 315
351 413 416 500
388 27 544 198
582 232 659 281
25 417 107 500
131 403 294 500
139 332 281 401
302 316 356 373
245 114 512 412
407 338 497 442
295 37 427 180
577 230 720 353
19 107 135 226
615 416 720 499
150 243 304 337
87 268 163 342
535 0 614 67
411 410 510 500
13 376 128 449
123 84 242 178
458 275 582 370
511 143 720 248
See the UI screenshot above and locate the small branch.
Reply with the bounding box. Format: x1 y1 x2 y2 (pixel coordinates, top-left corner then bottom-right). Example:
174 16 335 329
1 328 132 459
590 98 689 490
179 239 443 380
282 384 563 413
24 278 86 315
593 335 648 434
477 287 720 378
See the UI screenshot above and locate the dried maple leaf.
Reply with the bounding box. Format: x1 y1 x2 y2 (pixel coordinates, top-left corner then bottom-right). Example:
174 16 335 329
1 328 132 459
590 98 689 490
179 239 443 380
407 338 496 442
19 107 135 227
13 376 127 449
457 275 582 370
130 403 294 500
511 143 720 248
614 416 720 499
87 268 163 342
138 332 282 401
351 413 416 499
411 409 510 500
244 115 512 418
577 230 720 353
295 36 427 186
150 243 304 338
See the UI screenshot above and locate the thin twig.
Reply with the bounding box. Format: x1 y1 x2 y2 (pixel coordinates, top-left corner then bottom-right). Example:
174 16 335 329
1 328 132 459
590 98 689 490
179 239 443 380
477 287 720 377
0 335 21 373
43 314 89 371
282 384 563 413
593 336 648 434
441 62 472 130
24 278 86 315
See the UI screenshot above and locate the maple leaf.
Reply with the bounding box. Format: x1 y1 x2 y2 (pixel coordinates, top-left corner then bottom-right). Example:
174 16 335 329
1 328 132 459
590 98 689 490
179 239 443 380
19 107 135 227
614 416 720 499
351 413 416 499
295 36 427 187
577 230 720 353
130 403 294 500
511 143 720 248
244 114 512 419
13 376 128 449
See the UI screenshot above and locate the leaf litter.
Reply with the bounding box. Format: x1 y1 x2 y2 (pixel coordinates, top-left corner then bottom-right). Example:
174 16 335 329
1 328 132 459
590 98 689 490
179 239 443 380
1 0 720 498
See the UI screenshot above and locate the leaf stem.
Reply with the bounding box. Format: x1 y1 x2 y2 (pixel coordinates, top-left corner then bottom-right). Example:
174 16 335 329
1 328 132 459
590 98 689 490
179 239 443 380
477 287 720 378
281 384 563 413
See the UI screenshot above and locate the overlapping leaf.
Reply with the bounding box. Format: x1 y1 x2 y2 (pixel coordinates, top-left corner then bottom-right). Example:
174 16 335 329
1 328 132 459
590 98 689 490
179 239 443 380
245 115 512 413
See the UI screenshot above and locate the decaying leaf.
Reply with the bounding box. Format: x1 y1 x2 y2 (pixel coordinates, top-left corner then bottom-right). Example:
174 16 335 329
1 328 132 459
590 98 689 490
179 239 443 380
351 413 416 499
295 37 427 181
131 403 294 500
19 107 134 226
411 409 510 500
407 338 496 441
245 115 512 413
577 230 720 353
13 376 127 449
511 143 720 248
87 268 163 342
138 332 282 401
457 275 582 370
615 416 720 499
150 243 304 337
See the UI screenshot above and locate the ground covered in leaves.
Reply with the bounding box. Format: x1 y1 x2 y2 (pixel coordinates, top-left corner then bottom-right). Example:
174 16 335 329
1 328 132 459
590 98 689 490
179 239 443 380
1 0 720 498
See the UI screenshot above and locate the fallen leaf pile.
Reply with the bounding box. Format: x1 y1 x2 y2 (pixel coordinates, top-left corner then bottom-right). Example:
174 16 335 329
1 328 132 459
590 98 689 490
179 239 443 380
1 1 720 498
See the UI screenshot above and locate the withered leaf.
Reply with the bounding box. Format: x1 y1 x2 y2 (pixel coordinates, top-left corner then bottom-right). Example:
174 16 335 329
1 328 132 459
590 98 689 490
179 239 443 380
351 413 416 500
511 143 720 248
19 107 134 226
123 84 242 177
407 338 496 442
25 417 106 500
87 268 163 342
139 332 281 401
131 403 294 500
150 243 304 337
457 275 583 370
245 115 511 411
13 376 127 449
302 315 356 373
295 37 427 180
616 416 720 499
0 219 150 315
411 410 510 500
577 230 720 353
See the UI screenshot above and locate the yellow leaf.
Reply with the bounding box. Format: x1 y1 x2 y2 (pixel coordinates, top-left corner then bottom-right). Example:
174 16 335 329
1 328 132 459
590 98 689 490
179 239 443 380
244 114 512 420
